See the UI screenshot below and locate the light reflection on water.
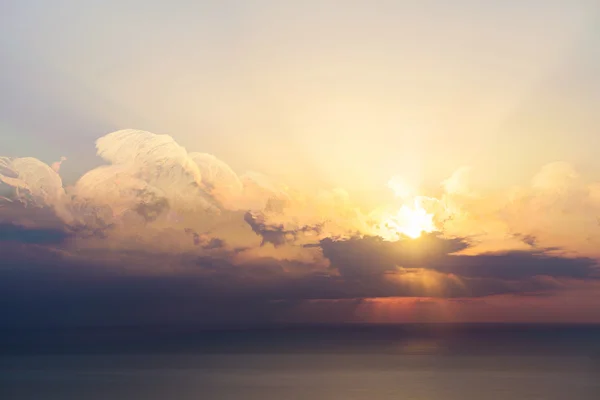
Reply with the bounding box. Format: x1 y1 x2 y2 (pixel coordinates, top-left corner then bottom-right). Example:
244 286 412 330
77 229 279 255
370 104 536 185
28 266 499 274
1 353 598 400
395 338 446 355
2 325 600 399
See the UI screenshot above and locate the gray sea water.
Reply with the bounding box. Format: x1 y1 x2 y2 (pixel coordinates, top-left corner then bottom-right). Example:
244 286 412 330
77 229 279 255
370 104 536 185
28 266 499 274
1 353 599 400
1 325 599 399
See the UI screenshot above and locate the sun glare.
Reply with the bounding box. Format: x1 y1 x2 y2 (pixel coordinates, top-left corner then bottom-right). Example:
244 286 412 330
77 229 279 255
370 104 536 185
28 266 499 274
381 200 436 239
374 178 438 240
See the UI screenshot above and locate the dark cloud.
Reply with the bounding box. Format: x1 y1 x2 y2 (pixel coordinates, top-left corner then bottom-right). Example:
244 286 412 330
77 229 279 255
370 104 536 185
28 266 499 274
321 234 597 280
184 228 226 249
514 233 538 247
0 228 598 328
320 234 468 278
244 211 322 247
320 234 599 297
0 247 306 328
429 251 596 280
0 222 69 245
203 237 225 249
132 190 170 222
0 202 65 227
185 228 202 246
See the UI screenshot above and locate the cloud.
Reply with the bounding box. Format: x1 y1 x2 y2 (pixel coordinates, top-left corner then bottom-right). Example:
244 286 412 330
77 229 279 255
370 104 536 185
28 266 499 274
184 228 226 249
442 166 474 197
322 233 596 281
500 162 600 256
427 251 596 280
0 223 69 245
0 156 71 222
2 129 600 326
244 211 323 247
2 131 599 266
0 130 299 251
0 230 597 327
320 234 598 297
321 234 468 277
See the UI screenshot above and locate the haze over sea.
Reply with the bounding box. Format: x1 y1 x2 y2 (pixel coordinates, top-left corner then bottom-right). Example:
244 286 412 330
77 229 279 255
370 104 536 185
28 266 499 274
1 324 599 400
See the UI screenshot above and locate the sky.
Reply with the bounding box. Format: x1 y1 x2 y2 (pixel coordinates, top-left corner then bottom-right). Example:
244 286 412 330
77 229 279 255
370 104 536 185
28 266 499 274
1 1 600 327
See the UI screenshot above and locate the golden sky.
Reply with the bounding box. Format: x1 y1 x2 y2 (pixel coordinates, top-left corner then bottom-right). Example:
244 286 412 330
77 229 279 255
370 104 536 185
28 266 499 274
1 1 600 325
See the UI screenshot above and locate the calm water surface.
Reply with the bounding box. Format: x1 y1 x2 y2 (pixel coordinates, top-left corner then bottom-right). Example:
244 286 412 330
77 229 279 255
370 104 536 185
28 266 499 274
1 325 599 399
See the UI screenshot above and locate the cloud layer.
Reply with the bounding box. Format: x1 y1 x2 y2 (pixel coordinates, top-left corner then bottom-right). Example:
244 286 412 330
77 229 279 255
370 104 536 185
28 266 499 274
1 129 600 326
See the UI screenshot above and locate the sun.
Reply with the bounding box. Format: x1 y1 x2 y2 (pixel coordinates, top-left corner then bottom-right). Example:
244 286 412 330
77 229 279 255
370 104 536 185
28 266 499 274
380 199 436 239
373 177 438 240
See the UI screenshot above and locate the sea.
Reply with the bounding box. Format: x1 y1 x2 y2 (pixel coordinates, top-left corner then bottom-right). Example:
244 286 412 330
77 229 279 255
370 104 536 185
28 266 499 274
1 324 599 399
